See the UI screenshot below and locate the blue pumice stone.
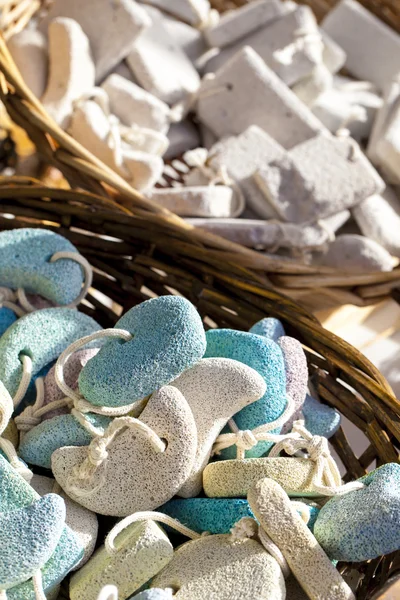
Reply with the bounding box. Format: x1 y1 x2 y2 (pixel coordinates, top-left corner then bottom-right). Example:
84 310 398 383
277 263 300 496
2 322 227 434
249 317 285 341
79 296 206 407
0 228 84 305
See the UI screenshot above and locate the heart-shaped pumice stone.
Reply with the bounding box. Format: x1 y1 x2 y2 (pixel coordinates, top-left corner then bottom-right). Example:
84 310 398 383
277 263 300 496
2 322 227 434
0 454 84 600
78 296 206 407
314 463 400 561
204 329 286 458
302 394 341 439
0 228 85 305
19 413 112 469
151 533 285 599
0 494 66 589
52 385 198 516
249 317 285 341
0 308 101 400
160 498 255 534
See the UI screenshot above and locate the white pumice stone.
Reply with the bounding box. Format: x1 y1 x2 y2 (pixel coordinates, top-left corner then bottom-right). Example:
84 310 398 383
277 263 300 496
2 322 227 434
204 6 323 87
197 47 326 149
255 133 385 223
69 100 163 190
147 186 241 217
312 84 383 141
186 213 349 250
41 18 95 129
200 124 219 150
112 60 138 83
370 102 400 184
248 478 356 600
158 11 207 64
164 122 201 160
321 0 400 91
206 125 286 218
40 0 151 83
172 357 267 498
320 30 347 74
292 64 333 106
138 0 213 27
204 0 286 49
151 534 285 599
101 74 171 134
318 234 394 272
368 76 400 165
8 30 48 98
126 6 201 106
353 187 400 257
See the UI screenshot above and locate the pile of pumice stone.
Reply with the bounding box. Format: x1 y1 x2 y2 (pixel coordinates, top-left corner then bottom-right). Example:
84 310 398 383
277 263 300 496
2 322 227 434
8 0 400 272
0 226 399 600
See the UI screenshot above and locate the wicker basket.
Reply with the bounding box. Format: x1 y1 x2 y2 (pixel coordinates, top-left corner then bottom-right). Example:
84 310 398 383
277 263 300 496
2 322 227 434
0 1 400 599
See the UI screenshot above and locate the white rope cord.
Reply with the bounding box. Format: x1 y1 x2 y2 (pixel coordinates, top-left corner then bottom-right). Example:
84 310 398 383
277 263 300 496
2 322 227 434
13 353 33 408
273 25 323 67
67 416 167 497
0 381 13 436
0 590 7 599
96 586 118 600
0 287 26 318
269 420 365 496
105 510 202 555
230 517 290 579
0 437 33 482
17 252 93 313
54 329 132 404
182 147 245 217
32 570 47 600
213 394 296 459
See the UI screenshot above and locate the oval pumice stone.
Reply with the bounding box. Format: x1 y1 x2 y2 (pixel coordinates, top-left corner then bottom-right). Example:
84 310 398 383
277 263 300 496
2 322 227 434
0 228 85 305
79 296 206 407
249 317 285 341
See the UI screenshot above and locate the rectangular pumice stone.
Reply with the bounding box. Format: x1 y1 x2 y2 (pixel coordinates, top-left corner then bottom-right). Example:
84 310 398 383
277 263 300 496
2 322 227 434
204 7 323 87
204 0 286 49
207 125 286 218
127 6 201 106
254 133 385 223
197 46 325 149
321 0 400 91
101 74 171 134
39 0 151 83
138 0 212 27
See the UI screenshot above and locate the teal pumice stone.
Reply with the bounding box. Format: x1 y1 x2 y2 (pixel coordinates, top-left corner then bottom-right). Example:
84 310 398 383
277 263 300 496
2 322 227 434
0 454 83 599
0 494 66 589
0 307 101 398
0 307 17 337
160 498 255 534
302 394 341 439
314 463 400 561
249 317 285 341
0 228 84 305
19 413 112 469
79 296 206 407
204 329 286 457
